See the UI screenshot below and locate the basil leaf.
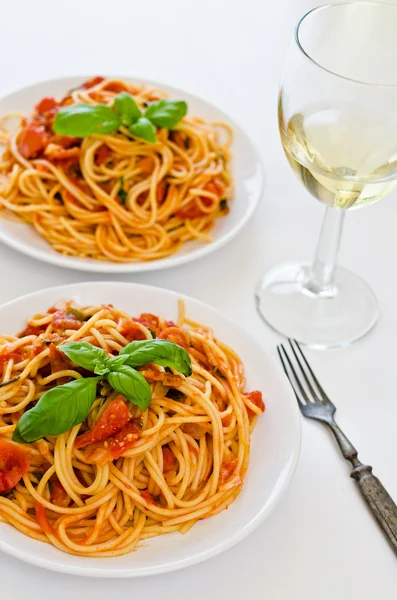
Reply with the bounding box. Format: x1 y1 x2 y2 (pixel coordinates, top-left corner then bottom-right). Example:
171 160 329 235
107 354 130 370
129 117 157 144
118 176 128 204
54 104 121 137
106 365 151 410
12 377 100 443
120 339 192 377
145 100 187 128
113 92 141 126
60 341 108 372
94 362 110 376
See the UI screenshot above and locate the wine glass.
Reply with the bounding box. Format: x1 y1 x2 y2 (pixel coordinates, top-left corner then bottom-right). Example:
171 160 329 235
256 1 397 349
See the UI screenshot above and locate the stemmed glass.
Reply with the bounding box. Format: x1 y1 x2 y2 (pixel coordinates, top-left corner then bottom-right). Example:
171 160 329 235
256 1 397 349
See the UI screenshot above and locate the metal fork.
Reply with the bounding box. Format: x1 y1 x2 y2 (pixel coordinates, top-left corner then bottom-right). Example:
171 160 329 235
278 339 397 555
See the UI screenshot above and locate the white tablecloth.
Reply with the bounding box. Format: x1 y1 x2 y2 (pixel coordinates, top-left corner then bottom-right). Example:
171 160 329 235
1 0 397 597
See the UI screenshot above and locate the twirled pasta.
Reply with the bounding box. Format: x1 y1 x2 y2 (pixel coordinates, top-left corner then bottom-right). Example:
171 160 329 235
0 300 265 557
0 76 233 262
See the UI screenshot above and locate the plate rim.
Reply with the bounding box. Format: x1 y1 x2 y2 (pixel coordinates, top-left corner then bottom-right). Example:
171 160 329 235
0 75 265 273
0 281 300 577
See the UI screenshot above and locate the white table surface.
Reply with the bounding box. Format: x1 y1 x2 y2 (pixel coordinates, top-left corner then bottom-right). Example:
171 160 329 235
1 0 397 597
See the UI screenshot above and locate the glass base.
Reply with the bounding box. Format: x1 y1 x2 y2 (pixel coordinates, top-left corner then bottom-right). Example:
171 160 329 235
255 262 379 349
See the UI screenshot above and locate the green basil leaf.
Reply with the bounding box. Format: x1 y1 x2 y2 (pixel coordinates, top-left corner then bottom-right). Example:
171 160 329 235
12 377 100 443
106 365 151 410
54 104 121 137
118 176 128 204
119 339 192 377
129 117 157 144
144 100 187 128
94 363 110 376
60 341 108 372
107 354 130 370
113 92 141 126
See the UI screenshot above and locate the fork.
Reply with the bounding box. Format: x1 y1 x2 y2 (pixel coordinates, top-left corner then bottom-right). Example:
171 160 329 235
278 339 397 555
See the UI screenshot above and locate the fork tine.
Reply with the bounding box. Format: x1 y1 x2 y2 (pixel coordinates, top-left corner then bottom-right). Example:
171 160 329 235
277 344 310 406
288 339 321 402
290 339 330 402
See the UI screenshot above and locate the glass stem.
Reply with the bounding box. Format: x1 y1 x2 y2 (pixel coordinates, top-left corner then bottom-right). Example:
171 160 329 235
306 207 345 295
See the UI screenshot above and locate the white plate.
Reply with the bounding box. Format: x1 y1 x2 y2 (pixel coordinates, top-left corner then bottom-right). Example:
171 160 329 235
0 76 264 273
0 282 300 577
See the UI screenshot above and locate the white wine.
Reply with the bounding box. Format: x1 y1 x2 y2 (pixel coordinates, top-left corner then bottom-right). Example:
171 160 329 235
279 105 397 209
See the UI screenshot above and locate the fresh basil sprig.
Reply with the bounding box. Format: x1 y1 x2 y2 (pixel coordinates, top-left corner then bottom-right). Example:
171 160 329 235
12 337 191 443
13 377 100 443
53 91 188 144
120 339 192 376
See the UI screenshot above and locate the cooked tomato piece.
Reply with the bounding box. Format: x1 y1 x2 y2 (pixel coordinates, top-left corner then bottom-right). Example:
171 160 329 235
0 440 29 493
35 501 54 535
174 196 212 219
109 419 141 459
50 476 69 507
156 180 167 204
138 156 154 174
95 145 112 165
18 324 44 337
81 76 105 89
0 345 24 366
136 191 148 206
51 135 80 149
49 343 73 383
162 447 176 473
135 313 159 332
219 458 238 484
206 178 226 197
69 177 92 195
51 309 82 332
75 396 131 449
119 319 147 342
221 413 232 427
170 131 185 148
141 490 156 505
35 97 58 114
139 366 182 388
17 123 49 159
159 326 189 350
32 338 46 356
60 94 74 107
103 81 128 93
245 390 265 419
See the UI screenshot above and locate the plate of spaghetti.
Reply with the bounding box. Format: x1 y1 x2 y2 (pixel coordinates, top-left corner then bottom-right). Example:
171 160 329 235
0 282 300 577
0 76 263 272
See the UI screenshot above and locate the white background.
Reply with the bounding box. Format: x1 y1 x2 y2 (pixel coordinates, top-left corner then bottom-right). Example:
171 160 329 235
1 0 397 597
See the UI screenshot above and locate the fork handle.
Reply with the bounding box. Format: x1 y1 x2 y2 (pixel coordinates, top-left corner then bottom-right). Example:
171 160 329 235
351 464 397 554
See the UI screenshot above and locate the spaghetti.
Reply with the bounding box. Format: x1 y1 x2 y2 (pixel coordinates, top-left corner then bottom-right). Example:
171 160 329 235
0 76 232 263
0 301 264 557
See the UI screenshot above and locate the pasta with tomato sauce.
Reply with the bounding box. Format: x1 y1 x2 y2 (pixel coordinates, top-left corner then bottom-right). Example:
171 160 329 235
0 300 264 557
0 76 232 263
